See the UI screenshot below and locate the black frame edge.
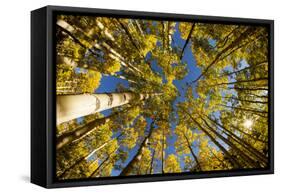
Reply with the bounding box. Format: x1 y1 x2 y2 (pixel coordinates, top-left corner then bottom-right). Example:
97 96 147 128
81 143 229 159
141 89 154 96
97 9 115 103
31 6 48 188
46 5 274 23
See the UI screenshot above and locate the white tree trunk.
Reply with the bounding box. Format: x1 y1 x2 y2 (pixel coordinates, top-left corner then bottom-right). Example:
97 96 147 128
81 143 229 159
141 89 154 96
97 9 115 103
85 141 110 161
57 19 143 76
57 92 149 125
96 19 115 41
57 56 78 68
103 73 137 84
167 22 175 51
57 19 75 32
134 20 145 37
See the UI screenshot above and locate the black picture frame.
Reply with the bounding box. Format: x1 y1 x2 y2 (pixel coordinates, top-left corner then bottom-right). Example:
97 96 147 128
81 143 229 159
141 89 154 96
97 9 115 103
31 5 274 188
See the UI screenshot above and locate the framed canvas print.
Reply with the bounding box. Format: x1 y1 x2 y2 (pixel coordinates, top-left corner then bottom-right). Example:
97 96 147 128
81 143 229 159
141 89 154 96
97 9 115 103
31 5 274 188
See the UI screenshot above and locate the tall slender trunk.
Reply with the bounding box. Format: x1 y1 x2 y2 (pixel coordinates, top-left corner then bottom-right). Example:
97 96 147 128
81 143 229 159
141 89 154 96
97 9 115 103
103 73 137 84
187 113 242 169
205 77 268 87
58 134 121 178
134 20 145 37
161 126 165 174
201 117 261 168
167 22 173 50
85 134 122 160
207 146 228 169
56 20 98 57
219 104 268 115
58 155 87 179
191 27 257 84
116 19 142 55
95 19 115 41
216 26 240 49
204 115 267 165
161 22 166 51
100 42 144 75
222 96 267 105
57 56 78 68
230 86 268 91
107 19 146 61
180 23 195 60
58 157 98 179
136 161 144 175
182 132 202 170
223 61 267 77
57 19 143 76
56 54 135 84
119 120 155 176
149 149 155 174
57 92 153 125
90 147 119 177
209 85 268 92
57 107 130 150
247 93 268 99
229 123 268 143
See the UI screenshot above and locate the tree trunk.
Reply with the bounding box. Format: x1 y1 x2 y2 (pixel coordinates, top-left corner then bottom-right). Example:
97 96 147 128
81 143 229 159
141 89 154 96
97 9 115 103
210 85 268 92
134 20 145 37
191 27 257 84
57 92 152 125
57 56 78 68
90 147 119 177
57 20 98 57
204 115 267 165
103 73 137 84
99 42 143 75
207 146 228 169
56 105 138 150
161 126 165 174
56 54 135 84
223 61 267 77
58 156 99 179
149 149 155 174
230 86 268 91
85 134 121 160
206 77 268 87
58 135 121 178
187 113 242 169
216 26 240 49
58 19 143 76
161 22 166 50
247 93 268 99
167 22 173 50
95 19 115 41
116 19 142 56
119 120 155 176
201 117 262 168
182 132 202 170
229 123 268 143
180 23 195 60
222 96 267 105
219 104 268 115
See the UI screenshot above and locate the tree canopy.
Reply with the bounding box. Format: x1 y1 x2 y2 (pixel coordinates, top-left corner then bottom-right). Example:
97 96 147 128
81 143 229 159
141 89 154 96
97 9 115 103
55 15 269 180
